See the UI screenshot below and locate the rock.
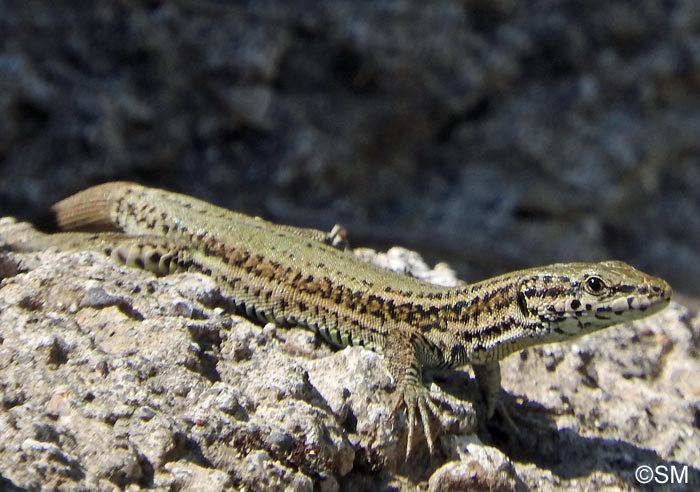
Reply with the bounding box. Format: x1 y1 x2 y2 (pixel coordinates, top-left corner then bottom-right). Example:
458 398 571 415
429 436 528 492
1 1 699 297
0 219 698 490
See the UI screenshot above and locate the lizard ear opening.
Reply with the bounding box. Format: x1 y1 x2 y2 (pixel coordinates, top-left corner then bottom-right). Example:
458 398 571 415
517 291 529 317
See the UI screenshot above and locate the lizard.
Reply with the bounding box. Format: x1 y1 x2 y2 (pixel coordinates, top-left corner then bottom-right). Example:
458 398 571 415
4 182 673 458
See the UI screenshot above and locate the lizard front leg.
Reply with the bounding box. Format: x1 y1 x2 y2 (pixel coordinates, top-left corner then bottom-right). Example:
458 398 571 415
384 328 476 458
271 223 349 250
473 359 522 436
472 360 502 419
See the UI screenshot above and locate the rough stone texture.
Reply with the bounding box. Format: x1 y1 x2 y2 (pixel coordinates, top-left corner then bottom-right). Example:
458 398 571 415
1 218 698 491
428 436 528 492
1 0 699 295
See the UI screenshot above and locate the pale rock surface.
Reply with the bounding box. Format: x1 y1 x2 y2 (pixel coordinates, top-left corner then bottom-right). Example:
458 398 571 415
0 218 698 491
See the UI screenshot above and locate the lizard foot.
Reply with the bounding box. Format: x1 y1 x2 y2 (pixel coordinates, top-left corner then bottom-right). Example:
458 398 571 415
391 384 476 460
494 399 521 437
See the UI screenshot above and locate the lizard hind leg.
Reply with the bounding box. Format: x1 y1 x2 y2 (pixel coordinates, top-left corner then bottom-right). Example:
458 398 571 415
107 236 193 276
9 231 194 277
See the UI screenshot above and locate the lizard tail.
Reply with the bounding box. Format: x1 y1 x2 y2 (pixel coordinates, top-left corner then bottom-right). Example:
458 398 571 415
51 181 138 232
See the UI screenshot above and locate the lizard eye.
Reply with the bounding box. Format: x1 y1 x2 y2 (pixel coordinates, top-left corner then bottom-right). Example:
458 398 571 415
584 275 606 295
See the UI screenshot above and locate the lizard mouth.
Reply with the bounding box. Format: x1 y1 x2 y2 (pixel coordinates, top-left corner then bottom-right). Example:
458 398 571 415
593 279 671 322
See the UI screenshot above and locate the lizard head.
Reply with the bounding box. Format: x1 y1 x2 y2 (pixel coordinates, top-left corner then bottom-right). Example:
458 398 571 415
518 260 672 341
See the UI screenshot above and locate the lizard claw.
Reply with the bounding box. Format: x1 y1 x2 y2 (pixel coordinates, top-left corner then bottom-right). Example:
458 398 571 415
392 385 439 457
391 384 475 460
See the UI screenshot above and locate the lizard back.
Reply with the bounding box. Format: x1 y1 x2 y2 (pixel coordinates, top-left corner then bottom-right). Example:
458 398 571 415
52 182 471 354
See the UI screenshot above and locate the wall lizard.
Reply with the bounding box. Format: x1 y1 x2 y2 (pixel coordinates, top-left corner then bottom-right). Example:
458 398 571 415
6 182 673 457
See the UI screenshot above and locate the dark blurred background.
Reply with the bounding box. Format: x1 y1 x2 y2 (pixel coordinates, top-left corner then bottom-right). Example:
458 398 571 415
1 0 698 294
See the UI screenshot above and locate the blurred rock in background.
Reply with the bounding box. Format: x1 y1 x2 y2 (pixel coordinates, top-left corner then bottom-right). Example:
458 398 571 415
1 0 698 292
